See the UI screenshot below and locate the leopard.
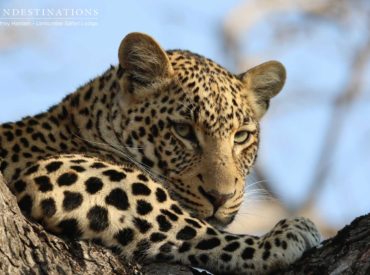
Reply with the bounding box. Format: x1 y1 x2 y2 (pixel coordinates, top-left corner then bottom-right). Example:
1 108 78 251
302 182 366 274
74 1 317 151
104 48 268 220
0 32 321 274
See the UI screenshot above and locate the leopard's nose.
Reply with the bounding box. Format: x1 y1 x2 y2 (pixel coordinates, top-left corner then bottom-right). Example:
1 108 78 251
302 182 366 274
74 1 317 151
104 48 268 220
199 187 233 211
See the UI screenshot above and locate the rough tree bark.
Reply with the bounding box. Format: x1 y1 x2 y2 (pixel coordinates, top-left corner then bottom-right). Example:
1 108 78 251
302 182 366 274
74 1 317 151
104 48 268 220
0 172 369 275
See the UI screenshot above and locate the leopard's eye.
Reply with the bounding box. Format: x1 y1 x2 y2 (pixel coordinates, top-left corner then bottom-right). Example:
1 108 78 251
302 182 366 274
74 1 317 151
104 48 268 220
173 122 197 142
234 130 250 145
174 123 192 138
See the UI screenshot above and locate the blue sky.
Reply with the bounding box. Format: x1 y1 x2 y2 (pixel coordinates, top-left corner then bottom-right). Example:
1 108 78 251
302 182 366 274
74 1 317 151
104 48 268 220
0 0 369 229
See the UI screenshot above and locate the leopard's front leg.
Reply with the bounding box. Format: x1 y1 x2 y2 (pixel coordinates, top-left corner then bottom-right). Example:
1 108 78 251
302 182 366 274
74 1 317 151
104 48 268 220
13 154 320 275
146 217 320 274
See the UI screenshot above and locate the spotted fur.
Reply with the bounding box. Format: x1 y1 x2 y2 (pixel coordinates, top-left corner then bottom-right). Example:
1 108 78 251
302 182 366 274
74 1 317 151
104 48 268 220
0 32 320 274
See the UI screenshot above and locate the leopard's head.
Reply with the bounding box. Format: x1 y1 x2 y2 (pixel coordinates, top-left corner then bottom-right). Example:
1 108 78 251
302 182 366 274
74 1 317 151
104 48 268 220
112 33 285 228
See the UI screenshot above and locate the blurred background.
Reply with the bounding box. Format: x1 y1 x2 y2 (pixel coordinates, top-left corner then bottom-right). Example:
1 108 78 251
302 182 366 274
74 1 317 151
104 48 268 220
0 0 369 238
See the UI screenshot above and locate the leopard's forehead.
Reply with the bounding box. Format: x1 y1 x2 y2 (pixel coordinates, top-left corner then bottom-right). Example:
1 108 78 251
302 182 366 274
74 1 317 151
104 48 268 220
166 50 256 136
167 50 240 88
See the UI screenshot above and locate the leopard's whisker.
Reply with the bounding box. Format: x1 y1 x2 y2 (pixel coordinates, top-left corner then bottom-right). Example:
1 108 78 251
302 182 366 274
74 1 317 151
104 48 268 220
72 133 144 150
72 133 169 183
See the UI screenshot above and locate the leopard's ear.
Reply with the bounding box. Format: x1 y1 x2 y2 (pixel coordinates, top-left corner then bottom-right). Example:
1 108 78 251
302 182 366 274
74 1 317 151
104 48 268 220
118 32 173 86
239 61 286 119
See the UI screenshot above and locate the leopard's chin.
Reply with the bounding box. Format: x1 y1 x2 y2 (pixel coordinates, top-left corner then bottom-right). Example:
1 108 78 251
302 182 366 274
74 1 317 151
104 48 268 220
206 215 236 229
